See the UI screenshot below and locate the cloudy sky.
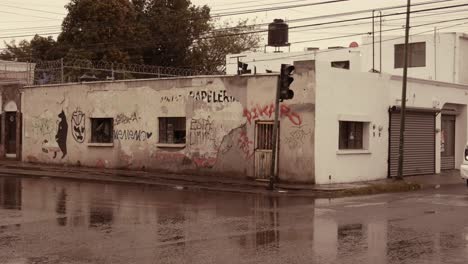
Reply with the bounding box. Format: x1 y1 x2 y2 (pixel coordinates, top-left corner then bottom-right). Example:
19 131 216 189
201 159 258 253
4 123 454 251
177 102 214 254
1 0 467 51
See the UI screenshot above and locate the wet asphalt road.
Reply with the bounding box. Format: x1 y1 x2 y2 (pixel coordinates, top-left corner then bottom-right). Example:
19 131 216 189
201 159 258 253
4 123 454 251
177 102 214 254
0 176 467 264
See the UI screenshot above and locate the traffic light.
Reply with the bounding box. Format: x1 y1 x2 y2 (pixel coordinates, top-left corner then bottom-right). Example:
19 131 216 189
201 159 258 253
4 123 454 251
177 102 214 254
279 64 295 100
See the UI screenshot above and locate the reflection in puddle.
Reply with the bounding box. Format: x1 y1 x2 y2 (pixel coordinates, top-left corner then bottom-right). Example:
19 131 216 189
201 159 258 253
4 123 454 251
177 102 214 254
0 176 467 263
0 178 21 210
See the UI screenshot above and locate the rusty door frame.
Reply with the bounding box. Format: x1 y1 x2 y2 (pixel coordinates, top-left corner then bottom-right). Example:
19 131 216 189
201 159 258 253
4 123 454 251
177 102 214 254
254 120 280 180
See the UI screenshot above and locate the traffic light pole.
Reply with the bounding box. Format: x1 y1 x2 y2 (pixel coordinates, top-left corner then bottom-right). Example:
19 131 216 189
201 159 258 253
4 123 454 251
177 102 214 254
269 76 281 190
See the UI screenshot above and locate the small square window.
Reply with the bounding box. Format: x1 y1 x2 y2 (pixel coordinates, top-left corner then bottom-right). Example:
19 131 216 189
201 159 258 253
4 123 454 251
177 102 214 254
159 117 186 144
394 42 426 68
91 118 113 143
331 61 350 70
339 121 364 150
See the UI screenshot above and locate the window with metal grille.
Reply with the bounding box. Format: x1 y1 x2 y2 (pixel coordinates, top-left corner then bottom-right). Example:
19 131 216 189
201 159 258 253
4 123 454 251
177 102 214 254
394 42 426 68
256 122 274 150
91 118 113 143
339 121 364 150
159 117 186 144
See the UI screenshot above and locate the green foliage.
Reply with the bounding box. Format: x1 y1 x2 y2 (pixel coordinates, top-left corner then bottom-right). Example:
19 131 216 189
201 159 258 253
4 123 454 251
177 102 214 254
1 0 261 73
191 19 262 73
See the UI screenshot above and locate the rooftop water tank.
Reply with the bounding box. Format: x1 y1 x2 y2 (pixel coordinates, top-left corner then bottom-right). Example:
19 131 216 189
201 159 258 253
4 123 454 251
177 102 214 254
268 19 289 47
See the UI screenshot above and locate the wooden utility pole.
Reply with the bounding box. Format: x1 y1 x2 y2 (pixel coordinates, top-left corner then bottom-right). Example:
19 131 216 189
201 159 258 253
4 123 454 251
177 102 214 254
397 0 411 180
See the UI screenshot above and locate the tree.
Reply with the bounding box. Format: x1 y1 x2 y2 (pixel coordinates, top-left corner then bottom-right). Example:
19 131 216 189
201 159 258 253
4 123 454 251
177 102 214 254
190 19 261 73
1 0 261 73
58 0 139 63
0 35 59 62
0 40 31 62
139 0 211 67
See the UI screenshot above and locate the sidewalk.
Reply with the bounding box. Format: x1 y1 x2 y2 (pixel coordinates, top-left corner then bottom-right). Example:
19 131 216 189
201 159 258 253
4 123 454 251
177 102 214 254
0 160 423 197
406 170 465 189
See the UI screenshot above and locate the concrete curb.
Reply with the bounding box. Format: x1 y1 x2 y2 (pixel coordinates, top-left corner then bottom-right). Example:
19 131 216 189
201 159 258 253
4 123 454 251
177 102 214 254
0 164 424 198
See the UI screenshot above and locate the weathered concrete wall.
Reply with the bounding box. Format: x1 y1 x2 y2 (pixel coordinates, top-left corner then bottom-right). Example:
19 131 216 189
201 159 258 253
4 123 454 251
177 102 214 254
22 69 315 183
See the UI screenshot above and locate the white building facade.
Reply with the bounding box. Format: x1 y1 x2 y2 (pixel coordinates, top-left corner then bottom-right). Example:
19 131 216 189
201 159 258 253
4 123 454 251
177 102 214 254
228 32 468 84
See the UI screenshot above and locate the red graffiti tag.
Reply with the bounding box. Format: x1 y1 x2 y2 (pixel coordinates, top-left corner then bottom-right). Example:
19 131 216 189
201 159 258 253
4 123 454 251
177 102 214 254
280 105 302 126
192 157 217 168
238 131 254 159
243 103 302 126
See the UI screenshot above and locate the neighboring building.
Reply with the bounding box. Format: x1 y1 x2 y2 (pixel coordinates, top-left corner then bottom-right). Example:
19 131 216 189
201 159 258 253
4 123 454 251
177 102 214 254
227 32 468 85
0 60 35 85
0 81 24 161
20 58 468 184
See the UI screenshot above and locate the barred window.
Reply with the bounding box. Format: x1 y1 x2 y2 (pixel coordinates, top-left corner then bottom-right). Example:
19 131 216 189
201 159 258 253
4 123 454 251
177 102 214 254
159 117 186 144
91 118 113 143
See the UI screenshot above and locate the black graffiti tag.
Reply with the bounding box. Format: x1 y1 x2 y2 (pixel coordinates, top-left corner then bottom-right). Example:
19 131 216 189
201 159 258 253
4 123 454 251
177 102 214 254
113 129 153 141
71 110 85 143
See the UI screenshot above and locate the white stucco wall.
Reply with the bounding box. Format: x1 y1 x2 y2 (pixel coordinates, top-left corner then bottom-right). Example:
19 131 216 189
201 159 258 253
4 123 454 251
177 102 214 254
226 48 362 75
315 61 468 184
361 33 457 83
315 62 390 184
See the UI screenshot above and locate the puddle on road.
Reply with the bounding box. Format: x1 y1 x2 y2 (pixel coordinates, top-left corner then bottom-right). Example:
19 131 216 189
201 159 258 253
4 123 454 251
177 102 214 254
0 176 467 263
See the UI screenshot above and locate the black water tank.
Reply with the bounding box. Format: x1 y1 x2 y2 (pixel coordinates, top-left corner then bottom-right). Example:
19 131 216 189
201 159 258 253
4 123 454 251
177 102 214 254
268 19 289 47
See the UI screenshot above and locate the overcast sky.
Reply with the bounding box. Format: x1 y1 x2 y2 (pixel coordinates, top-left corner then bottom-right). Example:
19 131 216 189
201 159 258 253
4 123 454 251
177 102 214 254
1 0 468 52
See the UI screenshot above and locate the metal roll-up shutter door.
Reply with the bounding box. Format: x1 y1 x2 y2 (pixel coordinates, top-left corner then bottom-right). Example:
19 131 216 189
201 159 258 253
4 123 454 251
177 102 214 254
389 111 436 177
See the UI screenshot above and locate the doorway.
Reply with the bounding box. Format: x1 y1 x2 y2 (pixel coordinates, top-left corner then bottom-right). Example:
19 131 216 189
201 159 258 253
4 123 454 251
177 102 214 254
5 112 17 158
441 114 456 170
254 121 277 180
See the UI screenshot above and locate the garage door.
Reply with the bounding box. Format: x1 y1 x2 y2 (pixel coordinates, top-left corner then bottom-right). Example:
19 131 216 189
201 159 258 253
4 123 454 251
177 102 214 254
389 110 436 177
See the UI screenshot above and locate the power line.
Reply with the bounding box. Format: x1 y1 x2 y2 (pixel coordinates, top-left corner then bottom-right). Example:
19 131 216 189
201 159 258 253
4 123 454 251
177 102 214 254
210 0 459 31
1 2 467 55
203 3 468 39
212 0 321 12
0 3 66 16
1 2 466 43
0 0 458 35
230 20 468 64
211 0 348 17
0 10 60 20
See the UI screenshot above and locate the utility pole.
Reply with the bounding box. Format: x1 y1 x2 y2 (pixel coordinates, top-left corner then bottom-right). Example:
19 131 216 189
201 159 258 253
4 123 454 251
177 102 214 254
397 0 411 180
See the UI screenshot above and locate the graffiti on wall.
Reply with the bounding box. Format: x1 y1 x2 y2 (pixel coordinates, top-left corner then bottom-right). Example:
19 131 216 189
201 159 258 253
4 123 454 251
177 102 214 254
189 118 215 146
114 129 153 141
41 111 68 159
115 112 140 126
161 95 183 103
71 109 85 143
32 117 55 136
189 90 236 103
243 104 302 126
153 152 191 165
56 111 68 159
192 154 217 168
285 125 312 149
238 130 254 159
